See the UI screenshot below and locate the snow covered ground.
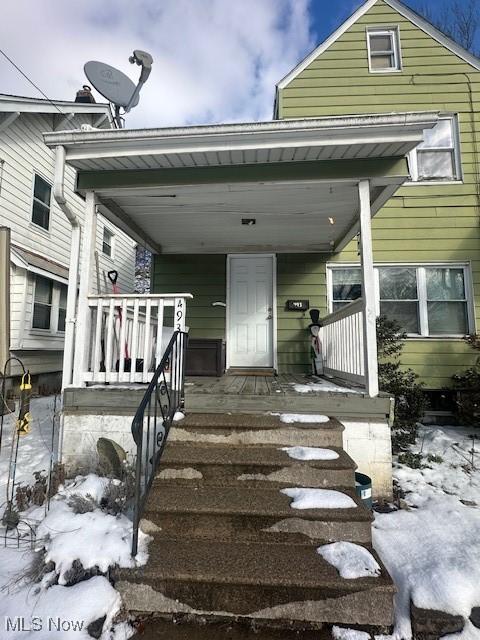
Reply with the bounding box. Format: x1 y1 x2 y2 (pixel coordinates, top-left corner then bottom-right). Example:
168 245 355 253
0 397 147 639
373 424 480 639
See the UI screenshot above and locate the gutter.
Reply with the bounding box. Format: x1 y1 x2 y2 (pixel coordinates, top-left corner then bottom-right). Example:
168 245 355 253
43 111 440 148
53 146 80 394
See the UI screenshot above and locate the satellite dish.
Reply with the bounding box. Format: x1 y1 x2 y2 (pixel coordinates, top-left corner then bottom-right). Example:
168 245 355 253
84 61 139 109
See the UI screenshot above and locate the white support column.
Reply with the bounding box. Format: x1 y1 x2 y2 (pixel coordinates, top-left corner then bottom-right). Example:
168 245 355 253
73 191 98 386
358 180 379 397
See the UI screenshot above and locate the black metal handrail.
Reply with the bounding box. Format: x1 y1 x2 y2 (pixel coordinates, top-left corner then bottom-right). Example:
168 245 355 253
131 330 188 555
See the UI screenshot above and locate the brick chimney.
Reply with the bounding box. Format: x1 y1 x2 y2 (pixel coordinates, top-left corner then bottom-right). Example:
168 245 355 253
75 85 96 103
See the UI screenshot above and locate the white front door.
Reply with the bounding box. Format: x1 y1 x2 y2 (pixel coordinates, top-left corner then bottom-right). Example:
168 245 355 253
228 255 274 368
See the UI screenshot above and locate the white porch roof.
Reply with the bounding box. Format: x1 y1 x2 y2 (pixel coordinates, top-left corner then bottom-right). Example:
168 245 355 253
44 112 438 254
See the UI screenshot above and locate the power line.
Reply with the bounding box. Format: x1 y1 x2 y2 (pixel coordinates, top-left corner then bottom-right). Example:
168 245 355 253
0 46 66 116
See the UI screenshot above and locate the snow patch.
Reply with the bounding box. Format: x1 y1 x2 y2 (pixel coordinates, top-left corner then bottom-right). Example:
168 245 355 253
276 413 330 424
291 379 361 394
281 488 357 509
281 446 339 461
333 626 370 640
317 542 380 579
173 411 185 422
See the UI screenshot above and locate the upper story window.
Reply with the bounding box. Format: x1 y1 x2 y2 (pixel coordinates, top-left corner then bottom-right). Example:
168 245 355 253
367 27 401 72
102 227 114 258
329 265 472 337
31 174 52 230
408 116 461 182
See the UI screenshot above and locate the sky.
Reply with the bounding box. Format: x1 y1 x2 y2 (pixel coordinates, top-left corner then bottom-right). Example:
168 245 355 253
0 0 477 129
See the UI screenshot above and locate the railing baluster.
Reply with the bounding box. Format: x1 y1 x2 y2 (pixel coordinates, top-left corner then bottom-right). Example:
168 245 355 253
118 298 128 382
130 299 140 383
93 299 103 379
142 299 152 383
105 298 115 383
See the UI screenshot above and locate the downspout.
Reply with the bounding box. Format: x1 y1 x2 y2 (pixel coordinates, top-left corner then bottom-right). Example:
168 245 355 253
53 145 80 391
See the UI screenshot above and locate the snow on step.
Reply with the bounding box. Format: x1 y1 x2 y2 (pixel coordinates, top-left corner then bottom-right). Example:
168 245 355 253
275 413 330 424
332 626 370 640
317 542 380 579
281 488 357 509
281 446 339 461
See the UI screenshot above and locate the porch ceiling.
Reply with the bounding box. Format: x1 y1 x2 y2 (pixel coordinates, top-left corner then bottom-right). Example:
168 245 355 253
44 112 439 254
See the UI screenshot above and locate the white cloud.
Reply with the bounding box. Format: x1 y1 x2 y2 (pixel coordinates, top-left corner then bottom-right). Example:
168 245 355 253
0 0 314 128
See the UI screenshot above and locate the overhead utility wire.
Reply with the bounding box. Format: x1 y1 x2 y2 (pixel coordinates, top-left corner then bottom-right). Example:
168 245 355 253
0 47 66 116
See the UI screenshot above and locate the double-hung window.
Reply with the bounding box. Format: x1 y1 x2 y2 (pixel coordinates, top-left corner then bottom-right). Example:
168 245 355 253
329 265 472 337
31 174 52 230
408 116 461 182
367 28 401 72
32 276 68 334
33 275 53 330
102 227 114 258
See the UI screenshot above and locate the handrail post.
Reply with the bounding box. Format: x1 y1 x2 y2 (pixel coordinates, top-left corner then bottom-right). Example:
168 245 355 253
359 180 379 397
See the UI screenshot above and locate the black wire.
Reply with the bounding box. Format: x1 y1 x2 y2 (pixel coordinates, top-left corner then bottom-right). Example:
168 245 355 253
0 47 66 116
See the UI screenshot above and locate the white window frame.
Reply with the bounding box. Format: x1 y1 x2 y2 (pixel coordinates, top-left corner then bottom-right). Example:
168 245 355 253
327 263 475 338
31 173 52 231
102 226 115 259
366 27 402 73
407 115 462 184
31 275 67 335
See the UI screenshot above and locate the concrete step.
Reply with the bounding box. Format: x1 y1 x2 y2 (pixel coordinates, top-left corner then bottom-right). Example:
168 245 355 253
171 413 344 448
142 485 373 545
116 538 395 627
156 443 356 488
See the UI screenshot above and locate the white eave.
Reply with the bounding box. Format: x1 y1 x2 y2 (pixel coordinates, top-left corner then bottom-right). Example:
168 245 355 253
275 0 480 96
0 93 112 117
43 111 438 172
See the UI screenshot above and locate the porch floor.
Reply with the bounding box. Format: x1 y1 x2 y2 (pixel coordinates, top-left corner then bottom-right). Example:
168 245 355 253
184 374 390 417
63 374 392 421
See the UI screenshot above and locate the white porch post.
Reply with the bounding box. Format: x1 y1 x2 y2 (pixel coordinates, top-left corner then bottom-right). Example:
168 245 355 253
358 180 379 397
72 191 97 386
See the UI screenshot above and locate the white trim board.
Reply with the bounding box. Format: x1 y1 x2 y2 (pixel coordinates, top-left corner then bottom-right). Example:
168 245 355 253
276 0 480 93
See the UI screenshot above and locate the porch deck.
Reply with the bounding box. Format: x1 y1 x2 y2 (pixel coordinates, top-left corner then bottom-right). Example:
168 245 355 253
62 374 393 420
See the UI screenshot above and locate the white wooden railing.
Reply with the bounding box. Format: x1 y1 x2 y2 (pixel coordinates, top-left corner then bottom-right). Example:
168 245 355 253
80 294 192 384
320 299 366 387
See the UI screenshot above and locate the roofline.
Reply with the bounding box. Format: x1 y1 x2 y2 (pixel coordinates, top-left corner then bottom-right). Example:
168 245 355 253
275 0 480 98
42 112 438 168
44 111 438 149
0 93 112 116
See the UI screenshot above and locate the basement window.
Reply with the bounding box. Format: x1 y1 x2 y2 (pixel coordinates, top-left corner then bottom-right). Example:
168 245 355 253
367 28 401 72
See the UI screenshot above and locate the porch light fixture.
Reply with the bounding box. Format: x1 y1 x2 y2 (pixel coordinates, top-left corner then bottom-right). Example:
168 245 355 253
241 218 256 225
329 217 335 225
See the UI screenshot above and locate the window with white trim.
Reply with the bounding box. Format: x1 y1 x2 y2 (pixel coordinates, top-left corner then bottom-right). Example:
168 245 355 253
32 275 53 329
31 174 52 230
329 265 472 337
32 275 68 334
102 227 114 258
408 116 461 182
367 28 401 72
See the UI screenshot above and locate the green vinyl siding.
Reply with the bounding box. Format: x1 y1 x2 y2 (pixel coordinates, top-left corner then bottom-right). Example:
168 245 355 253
278 0 480 388
277 254 327 373
152 255 226 339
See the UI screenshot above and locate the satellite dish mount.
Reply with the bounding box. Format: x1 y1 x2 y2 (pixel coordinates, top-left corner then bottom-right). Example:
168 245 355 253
84 50 153 128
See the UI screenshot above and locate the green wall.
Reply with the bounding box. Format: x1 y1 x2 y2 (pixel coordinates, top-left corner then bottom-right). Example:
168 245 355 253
277 0 480 388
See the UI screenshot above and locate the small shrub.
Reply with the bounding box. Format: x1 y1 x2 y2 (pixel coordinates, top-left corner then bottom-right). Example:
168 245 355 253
377 315 426 451
452 336 480 425
67 494 97 514
427 454 444 464
100 465 136 516
397 452 424 469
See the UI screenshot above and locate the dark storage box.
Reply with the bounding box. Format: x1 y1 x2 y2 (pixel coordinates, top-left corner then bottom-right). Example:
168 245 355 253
186 339 224 376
